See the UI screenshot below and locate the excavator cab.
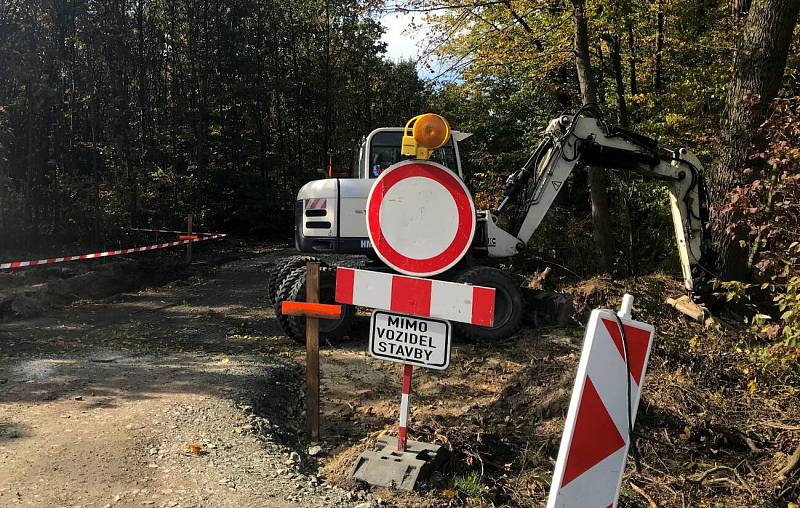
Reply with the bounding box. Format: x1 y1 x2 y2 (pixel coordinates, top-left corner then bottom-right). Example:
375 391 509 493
352 128 469 179
295 125 472 255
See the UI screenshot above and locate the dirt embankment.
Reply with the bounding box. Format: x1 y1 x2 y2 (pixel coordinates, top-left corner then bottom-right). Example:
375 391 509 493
310 274 800 508
0 238 245 321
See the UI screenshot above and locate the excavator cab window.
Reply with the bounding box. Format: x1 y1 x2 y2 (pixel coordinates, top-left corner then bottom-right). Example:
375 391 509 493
366 130 460 178
369 131 404 177
430 141 458 171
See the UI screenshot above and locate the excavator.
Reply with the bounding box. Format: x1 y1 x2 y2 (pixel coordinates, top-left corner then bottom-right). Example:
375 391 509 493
270 105 709 342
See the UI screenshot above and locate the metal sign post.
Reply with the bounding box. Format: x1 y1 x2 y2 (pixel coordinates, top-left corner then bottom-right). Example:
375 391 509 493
398 364 413 452
336 251 496 490
367 310 452 451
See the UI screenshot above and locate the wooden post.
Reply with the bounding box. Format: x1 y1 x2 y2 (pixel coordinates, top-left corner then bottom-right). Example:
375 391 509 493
306 261 320 441
186 214 193 263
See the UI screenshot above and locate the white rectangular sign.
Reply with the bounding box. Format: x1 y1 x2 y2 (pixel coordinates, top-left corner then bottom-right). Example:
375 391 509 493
369 311 451 370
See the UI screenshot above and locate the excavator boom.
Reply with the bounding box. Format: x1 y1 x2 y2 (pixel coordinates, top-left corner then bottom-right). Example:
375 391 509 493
493 106 707 292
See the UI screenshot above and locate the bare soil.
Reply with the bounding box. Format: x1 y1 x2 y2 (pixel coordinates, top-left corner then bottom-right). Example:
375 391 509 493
314 275 800 508
0 243 365 508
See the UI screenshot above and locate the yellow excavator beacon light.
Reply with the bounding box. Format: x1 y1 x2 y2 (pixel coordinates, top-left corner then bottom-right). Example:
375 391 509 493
401 113 451 160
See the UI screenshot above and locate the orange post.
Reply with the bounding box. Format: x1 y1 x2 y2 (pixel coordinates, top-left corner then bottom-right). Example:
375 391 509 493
281 301 342 319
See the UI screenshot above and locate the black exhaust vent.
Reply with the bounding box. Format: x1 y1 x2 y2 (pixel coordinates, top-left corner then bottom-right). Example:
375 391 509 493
306 221 332 229
305 209 327 217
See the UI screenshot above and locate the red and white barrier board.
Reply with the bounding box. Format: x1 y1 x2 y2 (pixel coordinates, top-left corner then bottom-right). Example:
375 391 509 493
335 267 495 327
0 234 226 270
547 306 655 508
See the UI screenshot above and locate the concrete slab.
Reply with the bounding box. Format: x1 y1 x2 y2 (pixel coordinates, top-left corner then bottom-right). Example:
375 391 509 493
349 436 448 491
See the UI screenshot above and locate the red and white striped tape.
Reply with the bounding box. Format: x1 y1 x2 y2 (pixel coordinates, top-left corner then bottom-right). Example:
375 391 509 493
547 307 655 508
0 234 226 270
335 267 495 326
398 364 413 452
128 227 218 236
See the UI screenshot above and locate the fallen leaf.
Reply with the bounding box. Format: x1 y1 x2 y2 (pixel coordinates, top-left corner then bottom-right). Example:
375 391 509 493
186 442 204 455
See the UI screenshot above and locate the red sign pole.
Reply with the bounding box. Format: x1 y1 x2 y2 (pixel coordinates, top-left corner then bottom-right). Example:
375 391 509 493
398 363 414 452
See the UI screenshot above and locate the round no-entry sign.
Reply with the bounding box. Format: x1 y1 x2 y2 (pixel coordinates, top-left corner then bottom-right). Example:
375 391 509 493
366 160 476 277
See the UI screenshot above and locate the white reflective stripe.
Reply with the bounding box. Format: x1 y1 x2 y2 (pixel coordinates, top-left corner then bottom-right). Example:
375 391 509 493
20 261 30 267
351 269 392 310
551 447 627 507
85 253 97 259
399 393 411 427
55 257 65 262
429 281 473 323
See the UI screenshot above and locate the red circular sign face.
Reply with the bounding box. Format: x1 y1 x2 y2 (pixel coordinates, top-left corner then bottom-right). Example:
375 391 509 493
366 160 476 277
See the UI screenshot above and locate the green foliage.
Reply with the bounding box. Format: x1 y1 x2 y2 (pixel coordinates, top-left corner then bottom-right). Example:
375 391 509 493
711 96 800 347
454 470 484 500
0 1 429 249
415 0 741 275
776 276 800 347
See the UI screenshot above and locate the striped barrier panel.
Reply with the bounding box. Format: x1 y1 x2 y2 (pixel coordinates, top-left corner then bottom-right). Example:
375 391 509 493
334 266 495 327
547 301 655 508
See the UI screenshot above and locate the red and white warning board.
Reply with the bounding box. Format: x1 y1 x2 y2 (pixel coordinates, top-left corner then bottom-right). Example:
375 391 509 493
547 308 655 508
366 160 476 277
335 267 495 327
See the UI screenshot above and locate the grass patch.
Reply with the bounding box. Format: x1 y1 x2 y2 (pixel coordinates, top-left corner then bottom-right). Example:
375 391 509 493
454 471 484 500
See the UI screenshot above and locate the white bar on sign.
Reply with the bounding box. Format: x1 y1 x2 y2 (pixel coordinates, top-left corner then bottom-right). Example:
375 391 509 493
429 281 474 323
353 269 392 310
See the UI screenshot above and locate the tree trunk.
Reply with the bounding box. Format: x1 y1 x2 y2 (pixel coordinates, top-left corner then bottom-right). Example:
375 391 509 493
606 32 636 274
323 0 332 170
732 0 753 19
573 0 615 272
654 0 664 95
626 18 638 96
606 34 629 128
595 42 606 105
712 0 800 279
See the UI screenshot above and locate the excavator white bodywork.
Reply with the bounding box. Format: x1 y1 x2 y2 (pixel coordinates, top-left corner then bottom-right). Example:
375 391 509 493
284 106 708 342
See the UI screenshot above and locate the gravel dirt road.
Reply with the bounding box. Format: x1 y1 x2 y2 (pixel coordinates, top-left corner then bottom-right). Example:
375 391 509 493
0 247 364 508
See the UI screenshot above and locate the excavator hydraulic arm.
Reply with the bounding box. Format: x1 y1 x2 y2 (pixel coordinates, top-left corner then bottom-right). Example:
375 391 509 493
492 106 707 292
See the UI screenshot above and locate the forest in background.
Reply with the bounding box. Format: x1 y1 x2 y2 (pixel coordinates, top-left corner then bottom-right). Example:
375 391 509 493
1 0 799 348
0 0 426 247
